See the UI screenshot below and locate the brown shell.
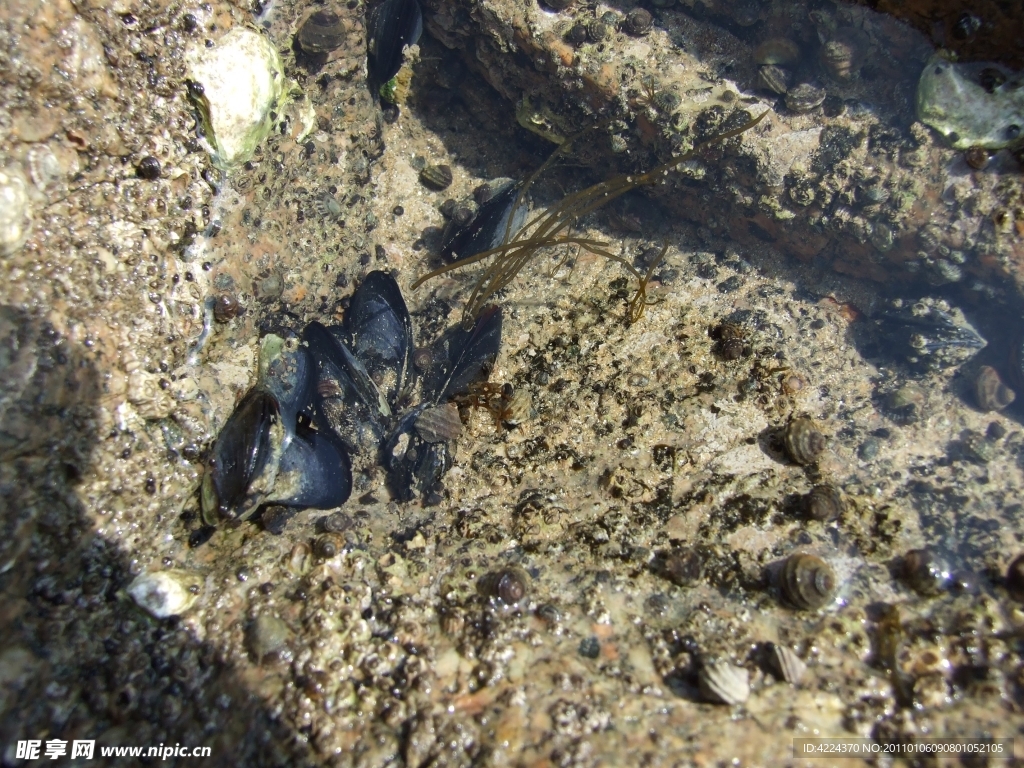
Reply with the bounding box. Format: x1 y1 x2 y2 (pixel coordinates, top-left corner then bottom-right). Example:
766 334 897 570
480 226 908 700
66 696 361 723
419 164 453 190
1006 554 1024 600
785 83 827 113
297 10 346 54
415 403 463 443
784 416 826 465
495 568 527 604
975 365 1015 411
213 293 241 322
624 8 653 35
780 553 835 610
804 484 844 522
964 147 993 170
313 534 342 559
758 64 791 95
754 38 801 66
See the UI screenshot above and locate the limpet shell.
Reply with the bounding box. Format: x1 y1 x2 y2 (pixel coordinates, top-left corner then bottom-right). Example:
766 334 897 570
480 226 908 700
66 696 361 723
297 10 346 54
128 569 202 619
780 553 835 610
758 64 791 95
698 657 750 705
754 38 801 66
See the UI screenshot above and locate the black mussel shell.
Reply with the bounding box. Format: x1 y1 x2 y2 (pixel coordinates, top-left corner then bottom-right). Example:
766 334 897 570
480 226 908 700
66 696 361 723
202 390 280 522
257 334 315 435
440 180 528 264
366 0 422 97
344 271 414 412
876 300 985 370
266 424 352 509
422 305 503 403
383 404 452 502
303 321 387 454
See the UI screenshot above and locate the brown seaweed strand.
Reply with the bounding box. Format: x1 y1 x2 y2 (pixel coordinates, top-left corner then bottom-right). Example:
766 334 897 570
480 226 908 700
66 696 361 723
414 108 770 326
627 241 669 324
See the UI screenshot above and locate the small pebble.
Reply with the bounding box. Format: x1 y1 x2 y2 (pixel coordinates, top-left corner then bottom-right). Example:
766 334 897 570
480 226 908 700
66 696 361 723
578 636 600 658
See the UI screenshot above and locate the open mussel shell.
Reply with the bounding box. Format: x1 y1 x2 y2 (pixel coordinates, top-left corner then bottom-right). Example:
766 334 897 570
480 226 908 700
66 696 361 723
256 333 314 432
343 270 414 413
201 390 283 524
383 404 452 502
422 305 503 403
440 179 528 263
303 321 387 455
366 0 422 97
266 424 352 510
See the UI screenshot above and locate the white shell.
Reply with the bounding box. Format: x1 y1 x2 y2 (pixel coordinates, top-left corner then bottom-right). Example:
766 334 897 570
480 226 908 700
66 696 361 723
769 643 806 685
128 570 202 619
0 166 31 257
698 658 750 705
185 28 288 169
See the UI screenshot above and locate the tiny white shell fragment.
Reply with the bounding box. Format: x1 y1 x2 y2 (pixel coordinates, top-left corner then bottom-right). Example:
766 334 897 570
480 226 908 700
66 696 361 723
0 166 31 256
128 570 202 619
768 642 806 685
698 658 750 705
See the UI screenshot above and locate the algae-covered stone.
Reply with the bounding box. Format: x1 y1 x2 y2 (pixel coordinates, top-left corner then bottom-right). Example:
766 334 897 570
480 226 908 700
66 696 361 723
916 54 1024 150
186 28 292 170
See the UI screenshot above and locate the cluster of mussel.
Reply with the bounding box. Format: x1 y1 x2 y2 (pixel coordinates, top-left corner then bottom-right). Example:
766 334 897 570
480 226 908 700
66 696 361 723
200 271 501 526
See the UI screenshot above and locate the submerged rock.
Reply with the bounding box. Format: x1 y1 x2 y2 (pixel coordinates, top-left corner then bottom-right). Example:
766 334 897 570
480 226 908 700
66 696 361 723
916 54 1024 150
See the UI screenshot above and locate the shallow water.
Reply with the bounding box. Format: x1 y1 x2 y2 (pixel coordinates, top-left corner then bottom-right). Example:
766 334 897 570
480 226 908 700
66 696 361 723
2 0 1024 764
